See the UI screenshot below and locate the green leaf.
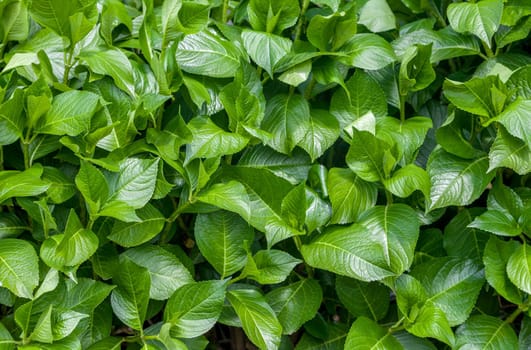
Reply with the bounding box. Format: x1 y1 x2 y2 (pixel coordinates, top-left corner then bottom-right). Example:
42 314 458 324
108 204 166 247
105 157 159 209
443 208 489 260
447 0 503 47
40 210 98 271
330 70 387 129
247 0 300 33
302 204 419 281
30 305 53 343
175 30 241 78
336 276 389 321
164 280 227 338
469 210 522 237
42 167 76 204
195 210 254 278
339 34 397 70
443 76 505 118
358 0 396 33
122 245 194 301
242 249 301 285
399 44 435 95
327 168 377 224
0 212 27 239
0 88 24 146
298 109 340 162
346 129 393 182
507 64 531 100
345 316 403 349
262 94 310 155
36 90 101 136
0 166 50 204
266 279 322 335
185 116 249 164
427 148 494 211
383 164 430 198
0 239 39 299
436 111 487 159
455 315 518 349
488 126 531 175
295 323 347 349
307 9 357 51
110 257 150 330
507 243 531 294
227 289 282 350
410 258 484 326
79 49 135 97
483 237 524 304
242 30 292 78
406 302 455 346
492 98 531 150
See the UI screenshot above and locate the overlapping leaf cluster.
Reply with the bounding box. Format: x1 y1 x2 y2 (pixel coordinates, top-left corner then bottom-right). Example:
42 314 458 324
0 0 530 349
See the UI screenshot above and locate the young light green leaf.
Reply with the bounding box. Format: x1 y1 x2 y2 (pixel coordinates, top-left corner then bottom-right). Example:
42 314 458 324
36 90 101 136
185 116 249 164
242 250 301 285
330 70 387 129
336 276 389 321
298 109 340 162
0 166 50 204
346 129 393 182
455 315 518 349
447 0 503 47
227 289 282 350
29 305 53 343
0 88 24 146
327 168 377 224
488 126 531 175
110 257 150 330
261 94 310 155
358 0 396 33
406 302 455 346
242 30 292 78
0 239 39 299
164 280 227 338
108 204 165 247
399 44 435 95
122 245 194 301
507 243 531 294
492 98 531 149
483 237 524 304
195 211 254 278
247 0 300 33
345 316 403 349
410 258 484 326
176 30 241 78
383 164 430 198
339 34 397 70
266 279 322 335
427 148 494 211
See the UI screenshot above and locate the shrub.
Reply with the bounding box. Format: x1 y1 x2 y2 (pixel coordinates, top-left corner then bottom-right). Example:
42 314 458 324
0 0 530 349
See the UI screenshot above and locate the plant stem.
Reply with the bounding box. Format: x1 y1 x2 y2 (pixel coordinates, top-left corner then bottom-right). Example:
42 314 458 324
304 77 316 100
505 306 524 324
0 145 3 170
293 0 311 42
221 0 229 23
385 190 393 205
399 93 407 122
21 140 30 169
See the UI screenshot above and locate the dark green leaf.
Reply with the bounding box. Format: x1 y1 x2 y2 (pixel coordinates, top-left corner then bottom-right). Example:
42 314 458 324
455 315 518 349
336 276 389 321
345 317 403 349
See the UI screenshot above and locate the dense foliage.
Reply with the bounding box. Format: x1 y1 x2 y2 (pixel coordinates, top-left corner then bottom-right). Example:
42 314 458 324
0 0 530 349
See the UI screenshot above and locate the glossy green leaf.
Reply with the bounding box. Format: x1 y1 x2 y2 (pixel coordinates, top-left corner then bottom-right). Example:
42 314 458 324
330 70 387 129
294 323 347 349
110 257 150 330
410 258 484 326
507 243 531 294
122 245 193 301
358 0 396 33
427 148 494 210
339 34 397 70
298 109 340 161
488 126 531 174
176 30 241 78
346 129 393 182
327 168 377 224
492 98 531 149
0 88 24 146
0 239 39 299
447 0 503 47
262 94 310 155
406 302 455 346
0 166 50 204
345 316 403 349
227 289 282 350
383 164 430 198
164 280 227 338
108 204 165 247
455 315 518 349
247 0 300 33
195 211 254 278
443 208 488 260
336 276 389 321
399 44 435 94
36 90 101 136
242 249 301 285
266 279 322 335
242 30 292 78
469 210 522 237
